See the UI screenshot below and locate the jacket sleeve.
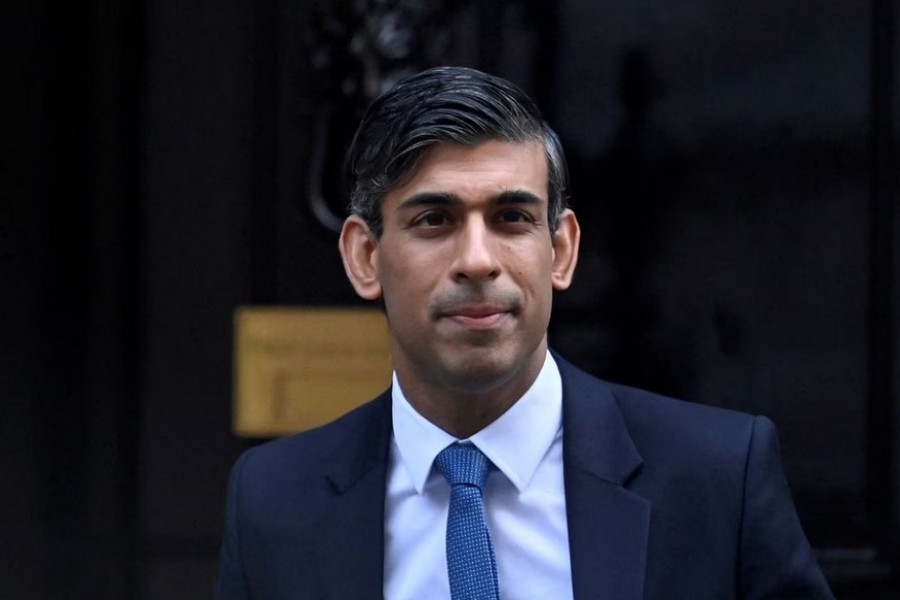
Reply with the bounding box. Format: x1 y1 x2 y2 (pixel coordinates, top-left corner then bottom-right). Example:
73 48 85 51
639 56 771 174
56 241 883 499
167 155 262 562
739 416 834 599
217 451 252 600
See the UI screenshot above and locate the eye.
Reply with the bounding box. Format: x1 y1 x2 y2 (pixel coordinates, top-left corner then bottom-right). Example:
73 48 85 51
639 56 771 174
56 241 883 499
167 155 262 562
412 211 450 228
497 209 533 224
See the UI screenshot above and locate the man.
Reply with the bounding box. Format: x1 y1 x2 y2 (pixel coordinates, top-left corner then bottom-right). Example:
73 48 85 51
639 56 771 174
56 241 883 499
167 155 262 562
218 66 833 599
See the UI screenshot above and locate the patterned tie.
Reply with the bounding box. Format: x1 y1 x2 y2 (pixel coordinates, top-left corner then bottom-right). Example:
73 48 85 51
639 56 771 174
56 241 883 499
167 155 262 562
434 443 501 600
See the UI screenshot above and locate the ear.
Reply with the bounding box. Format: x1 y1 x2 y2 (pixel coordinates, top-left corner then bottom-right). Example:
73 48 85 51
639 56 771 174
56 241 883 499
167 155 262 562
550 209 580 290
339 215 383 300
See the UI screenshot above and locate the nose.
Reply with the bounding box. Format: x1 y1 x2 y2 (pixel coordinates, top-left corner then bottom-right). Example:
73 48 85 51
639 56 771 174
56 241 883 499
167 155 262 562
451 218 500 283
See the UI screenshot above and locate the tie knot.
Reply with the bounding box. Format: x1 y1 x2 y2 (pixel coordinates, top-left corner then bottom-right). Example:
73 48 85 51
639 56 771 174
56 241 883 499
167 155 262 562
434 443 491 489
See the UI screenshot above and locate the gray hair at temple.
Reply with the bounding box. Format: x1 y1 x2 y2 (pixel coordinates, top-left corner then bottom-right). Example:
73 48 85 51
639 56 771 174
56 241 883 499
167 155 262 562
344 66 570 238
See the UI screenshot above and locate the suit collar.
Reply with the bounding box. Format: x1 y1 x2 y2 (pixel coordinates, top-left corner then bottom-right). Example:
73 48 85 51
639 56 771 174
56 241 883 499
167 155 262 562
317 392 393 599
557 353 651 600
557 353 643 484
323 390 393 493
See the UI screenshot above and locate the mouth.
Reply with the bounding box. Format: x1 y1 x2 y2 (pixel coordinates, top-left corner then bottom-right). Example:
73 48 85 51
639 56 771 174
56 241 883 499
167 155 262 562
439 304 514 331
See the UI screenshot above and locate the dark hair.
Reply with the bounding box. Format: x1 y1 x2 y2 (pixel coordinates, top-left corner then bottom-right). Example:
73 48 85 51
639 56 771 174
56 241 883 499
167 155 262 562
344 66 569 237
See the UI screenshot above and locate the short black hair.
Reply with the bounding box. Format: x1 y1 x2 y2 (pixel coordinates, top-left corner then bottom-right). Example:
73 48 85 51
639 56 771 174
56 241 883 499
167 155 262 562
344 66 569 237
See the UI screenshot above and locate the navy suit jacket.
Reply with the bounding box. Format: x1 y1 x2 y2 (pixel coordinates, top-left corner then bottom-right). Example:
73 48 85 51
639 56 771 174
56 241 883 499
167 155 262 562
218 355 833 599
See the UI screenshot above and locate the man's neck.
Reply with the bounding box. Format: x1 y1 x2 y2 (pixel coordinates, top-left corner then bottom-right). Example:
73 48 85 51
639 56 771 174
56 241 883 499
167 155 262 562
395 348 547 438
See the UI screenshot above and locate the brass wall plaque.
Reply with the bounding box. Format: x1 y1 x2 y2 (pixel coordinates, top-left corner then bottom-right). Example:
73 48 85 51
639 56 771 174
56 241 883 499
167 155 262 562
234 307 391 437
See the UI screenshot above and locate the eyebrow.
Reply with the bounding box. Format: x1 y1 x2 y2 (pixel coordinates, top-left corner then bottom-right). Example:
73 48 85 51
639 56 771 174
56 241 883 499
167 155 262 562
396 189 544 211
396 191 458 211
495 189 543 206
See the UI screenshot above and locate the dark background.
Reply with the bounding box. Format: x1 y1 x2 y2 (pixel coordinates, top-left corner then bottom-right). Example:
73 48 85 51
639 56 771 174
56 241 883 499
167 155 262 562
2 0 898 598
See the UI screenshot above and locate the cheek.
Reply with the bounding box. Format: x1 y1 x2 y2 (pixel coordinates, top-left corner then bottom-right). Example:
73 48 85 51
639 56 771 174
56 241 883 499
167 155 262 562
500 242 531 276
507 244 553 284
379 260 438 311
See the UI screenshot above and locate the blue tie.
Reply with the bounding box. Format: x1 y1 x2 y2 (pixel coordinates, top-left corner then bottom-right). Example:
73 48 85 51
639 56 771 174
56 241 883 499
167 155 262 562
434 443 501 600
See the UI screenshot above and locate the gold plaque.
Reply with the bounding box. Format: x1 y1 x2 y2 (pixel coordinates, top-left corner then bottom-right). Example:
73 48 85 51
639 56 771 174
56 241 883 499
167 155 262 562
234 307 391 437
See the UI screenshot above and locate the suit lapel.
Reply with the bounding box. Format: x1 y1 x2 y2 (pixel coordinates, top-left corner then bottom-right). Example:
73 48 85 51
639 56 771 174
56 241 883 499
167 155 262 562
558 357 650 600
315 392 393 599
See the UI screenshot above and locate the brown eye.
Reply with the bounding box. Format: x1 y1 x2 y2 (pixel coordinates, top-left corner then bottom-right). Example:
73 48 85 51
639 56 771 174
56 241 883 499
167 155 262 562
414 212 448 227
498 210 530 223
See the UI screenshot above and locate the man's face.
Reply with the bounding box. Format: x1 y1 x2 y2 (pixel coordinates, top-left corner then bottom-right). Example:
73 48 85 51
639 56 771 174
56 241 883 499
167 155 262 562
341 139 579 397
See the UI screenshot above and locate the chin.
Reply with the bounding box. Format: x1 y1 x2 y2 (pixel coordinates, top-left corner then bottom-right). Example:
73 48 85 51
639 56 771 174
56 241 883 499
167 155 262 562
438 347 527 393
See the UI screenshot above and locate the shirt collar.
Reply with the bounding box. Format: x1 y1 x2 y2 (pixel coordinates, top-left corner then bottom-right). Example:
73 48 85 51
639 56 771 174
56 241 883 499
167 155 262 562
391 351 563 494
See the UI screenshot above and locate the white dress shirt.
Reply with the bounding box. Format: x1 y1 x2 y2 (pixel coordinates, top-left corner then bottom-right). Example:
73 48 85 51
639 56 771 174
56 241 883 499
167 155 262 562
384 351 574 600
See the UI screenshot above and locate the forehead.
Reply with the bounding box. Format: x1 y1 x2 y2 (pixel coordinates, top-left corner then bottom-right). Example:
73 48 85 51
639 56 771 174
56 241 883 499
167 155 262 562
385 140 549 206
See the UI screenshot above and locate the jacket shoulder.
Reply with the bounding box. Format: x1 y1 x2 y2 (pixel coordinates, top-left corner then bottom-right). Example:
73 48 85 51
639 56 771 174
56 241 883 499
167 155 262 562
234 390 392 487
607 379 759 442
557 354 762 467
